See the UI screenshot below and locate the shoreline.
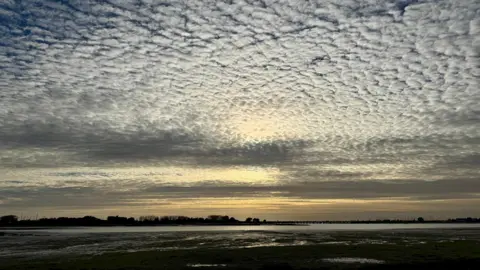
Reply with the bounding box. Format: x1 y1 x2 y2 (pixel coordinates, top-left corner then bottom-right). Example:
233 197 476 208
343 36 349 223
0 223 308 230
2 221 480 229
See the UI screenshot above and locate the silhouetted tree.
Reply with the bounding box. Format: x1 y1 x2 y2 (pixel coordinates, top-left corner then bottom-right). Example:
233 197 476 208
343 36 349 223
139 215 159 222
207 215 224 221
0 215 18 224
245 217 253 223
417 217 425 222
80 216 102 225
107 215 129 224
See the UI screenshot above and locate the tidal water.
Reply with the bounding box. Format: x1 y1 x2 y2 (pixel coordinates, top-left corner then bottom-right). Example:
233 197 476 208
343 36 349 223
3 223 480 233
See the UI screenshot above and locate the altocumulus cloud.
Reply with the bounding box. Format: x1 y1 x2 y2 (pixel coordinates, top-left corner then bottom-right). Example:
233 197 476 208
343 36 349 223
0 0 479 219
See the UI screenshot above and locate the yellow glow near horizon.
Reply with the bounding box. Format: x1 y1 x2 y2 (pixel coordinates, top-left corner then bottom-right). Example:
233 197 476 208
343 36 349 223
13 197 480 220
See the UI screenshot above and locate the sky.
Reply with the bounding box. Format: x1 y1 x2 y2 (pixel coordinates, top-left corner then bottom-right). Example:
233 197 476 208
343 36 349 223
0 0 479 220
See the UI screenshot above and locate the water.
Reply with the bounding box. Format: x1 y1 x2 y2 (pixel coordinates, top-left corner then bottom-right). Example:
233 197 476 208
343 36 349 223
1 224 480 259
322 258 385 264
3 223 480 234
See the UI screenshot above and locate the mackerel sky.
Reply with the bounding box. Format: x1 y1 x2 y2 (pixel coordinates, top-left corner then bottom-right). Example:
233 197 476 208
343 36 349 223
1 0 479 220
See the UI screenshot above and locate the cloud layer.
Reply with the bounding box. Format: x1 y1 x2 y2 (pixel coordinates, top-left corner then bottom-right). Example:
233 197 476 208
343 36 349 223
1 0 479 219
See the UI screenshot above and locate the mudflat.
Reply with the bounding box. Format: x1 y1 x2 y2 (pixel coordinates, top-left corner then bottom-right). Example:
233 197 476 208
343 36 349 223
1 228 480 269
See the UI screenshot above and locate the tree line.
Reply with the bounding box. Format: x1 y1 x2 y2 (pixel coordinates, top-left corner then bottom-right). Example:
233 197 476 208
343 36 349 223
2 214 480 227
0 214 266 227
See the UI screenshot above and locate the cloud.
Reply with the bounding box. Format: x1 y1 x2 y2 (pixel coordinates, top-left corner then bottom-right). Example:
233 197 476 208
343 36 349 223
2 179 479 217
0 118 312 167
140 178 480 201
0 0 479 218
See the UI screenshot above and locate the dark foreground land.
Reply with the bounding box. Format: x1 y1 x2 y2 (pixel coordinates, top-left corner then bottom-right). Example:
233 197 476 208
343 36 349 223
1 229 480 270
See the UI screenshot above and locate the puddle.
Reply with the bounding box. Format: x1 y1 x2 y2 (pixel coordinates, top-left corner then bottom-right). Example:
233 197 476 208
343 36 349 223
243 240 308 248
320 241 350 245
187 264 228 267
322 257 385 264
355 239 390 245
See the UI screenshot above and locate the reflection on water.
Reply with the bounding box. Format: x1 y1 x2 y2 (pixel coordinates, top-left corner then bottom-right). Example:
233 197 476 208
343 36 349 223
187 264 228 268
322 258 385 264
0 230 325 258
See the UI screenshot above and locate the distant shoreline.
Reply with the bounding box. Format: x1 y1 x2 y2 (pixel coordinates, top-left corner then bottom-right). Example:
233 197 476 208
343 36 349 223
2 214 479 228
3 222 480 229
0 223 307 228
